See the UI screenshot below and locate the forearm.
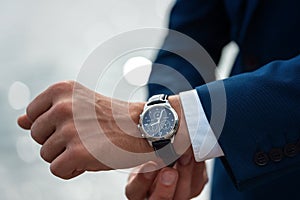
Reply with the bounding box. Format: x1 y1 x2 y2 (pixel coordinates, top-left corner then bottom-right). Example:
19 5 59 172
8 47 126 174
196 55 300 189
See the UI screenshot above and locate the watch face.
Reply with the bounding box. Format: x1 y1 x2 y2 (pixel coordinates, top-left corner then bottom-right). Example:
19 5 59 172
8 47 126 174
141 105 177 139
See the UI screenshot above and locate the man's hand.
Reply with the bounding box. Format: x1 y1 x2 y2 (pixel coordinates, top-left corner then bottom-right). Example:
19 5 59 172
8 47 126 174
126 149 208 200
17 81 154 179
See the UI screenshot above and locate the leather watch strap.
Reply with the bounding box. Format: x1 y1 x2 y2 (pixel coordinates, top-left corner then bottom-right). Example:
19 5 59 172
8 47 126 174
144 94 178 166
152 139 178 167
147 94 168 106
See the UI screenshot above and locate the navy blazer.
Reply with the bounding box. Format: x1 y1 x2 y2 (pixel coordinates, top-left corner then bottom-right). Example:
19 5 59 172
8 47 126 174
148 0 300 199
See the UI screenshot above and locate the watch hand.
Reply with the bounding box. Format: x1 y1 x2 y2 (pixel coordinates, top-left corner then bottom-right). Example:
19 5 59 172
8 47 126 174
150 121 159 126
157 110 165 135
156 110 164 125
159 109 165 121
150 110 164 126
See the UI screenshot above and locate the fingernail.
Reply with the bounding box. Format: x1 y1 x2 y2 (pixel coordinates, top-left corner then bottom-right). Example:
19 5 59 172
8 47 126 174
161 171 176 186
178 153 192 166
142 163 156 180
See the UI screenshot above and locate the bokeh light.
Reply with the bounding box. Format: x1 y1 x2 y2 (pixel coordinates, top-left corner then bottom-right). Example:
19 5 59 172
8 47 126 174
16 135 39 163
123 56 152 86
8 81 31 110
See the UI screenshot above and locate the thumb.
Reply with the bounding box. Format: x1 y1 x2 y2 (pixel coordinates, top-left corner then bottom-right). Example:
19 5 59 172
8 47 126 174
17 114 32 130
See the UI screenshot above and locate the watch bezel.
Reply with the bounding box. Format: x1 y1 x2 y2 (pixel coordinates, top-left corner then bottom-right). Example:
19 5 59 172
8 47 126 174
138 104 179 143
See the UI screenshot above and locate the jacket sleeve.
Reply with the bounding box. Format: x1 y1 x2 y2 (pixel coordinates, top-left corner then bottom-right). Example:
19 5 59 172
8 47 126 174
148 0 231 96
196 54 300 190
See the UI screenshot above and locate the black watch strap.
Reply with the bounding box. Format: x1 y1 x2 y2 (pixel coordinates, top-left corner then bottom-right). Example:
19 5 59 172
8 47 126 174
145 94 178 166
152 139 178 167
147 94 168 106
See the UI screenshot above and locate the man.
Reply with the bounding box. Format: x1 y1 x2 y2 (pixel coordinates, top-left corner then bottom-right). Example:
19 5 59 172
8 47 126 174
18 0 300 200
126 0 300 199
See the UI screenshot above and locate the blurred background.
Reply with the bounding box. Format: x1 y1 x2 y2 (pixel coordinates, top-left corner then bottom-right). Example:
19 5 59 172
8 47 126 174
0 0 238 199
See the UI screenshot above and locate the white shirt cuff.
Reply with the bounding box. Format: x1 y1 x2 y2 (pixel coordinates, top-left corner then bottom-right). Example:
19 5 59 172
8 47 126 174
179 89 224 162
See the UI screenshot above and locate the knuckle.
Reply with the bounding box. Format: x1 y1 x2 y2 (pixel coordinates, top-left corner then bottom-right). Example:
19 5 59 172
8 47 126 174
68 145 78 155
30 124 43 144
53 101 72 117
49 81 74 96
61 123 76 141
50 163 70 180
50 166 69 180
65 80 76 86
69 145 84 158
26 103 34 121
50 163 60 177
40 146 50 163
30 127 37 141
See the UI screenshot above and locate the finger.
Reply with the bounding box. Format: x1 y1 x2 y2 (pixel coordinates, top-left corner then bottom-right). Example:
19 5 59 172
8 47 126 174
30 107 57 144
69 169 85 179
190 162 208 198
26 88 53 123
17 114 32 130
173 151 194 200
50 147 86 180
149 168 178 200
126 162 158 200
26 81 73 123
40 130 67 163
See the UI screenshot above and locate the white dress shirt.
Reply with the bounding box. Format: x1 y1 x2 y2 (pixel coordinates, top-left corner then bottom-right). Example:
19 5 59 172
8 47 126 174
179 89 224 162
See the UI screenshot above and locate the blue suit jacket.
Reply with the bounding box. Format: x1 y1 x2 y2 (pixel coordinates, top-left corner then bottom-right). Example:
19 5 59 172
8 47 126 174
148 0 300 199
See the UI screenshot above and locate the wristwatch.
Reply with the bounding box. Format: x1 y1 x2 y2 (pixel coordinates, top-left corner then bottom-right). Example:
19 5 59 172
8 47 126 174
138 94 179 166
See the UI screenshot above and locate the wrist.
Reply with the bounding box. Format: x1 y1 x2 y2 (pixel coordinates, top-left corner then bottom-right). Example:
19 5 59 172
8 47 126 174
95 95 152 155
135 94 193 166
168 95 192 156
129 102 153 153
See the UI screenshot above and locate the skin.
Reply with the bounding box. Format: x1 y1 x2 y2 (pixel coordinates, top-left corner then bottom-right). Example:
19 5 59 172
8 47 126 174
126 151 208 200
17 81 207 197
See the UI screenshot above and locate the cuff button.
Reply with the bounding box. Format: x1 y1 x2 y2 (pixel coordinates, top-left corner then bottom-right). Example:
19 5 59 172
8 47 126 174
269 148 283 162
254 151 269 166
284 143 298 157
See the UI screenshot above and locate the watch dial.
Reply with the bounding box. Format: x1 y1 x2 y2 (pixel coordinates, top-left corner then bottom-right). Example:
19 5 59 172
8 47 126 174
142 105 176 138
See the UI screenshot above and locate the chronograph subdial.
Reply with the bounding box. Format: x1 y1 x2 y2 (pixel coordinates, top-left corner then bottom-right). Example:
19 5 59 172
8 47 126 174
143 121 159 135
160 120 171 131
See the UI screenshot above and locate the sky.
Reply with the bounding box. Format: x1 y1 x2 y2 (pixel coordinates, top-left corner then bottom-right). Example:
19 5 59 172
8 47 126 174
0 0 238 199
